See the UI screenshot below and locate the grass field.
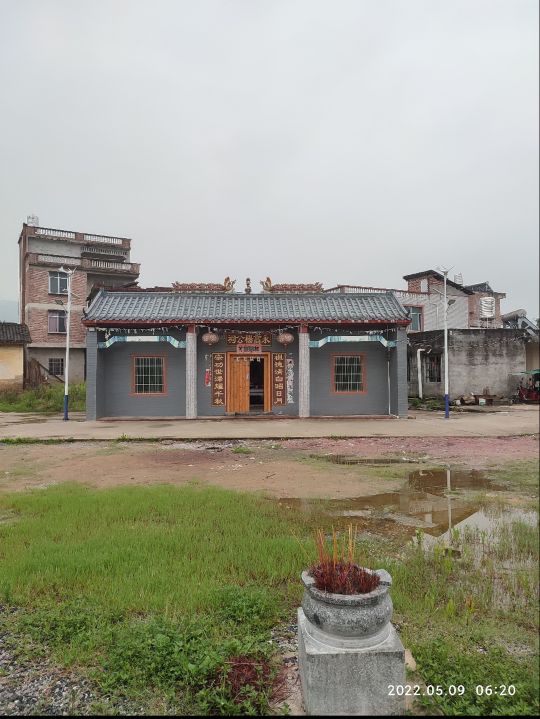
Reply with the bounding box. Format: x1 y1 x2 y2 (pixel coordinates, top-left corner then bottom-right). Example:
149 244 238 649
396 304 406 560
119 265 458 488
0 463 538 715
0 383 86 413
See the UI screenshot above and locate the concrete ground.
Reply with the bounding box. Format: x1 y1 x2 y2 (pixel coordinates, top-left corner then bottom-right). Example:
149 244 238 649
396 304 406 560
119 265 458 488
0 405 538 440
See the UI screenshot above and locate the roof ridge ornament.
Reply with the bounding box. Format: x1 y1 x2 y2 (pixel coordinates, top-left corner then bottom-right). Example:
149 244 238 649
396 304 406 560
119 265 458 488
260 277 324 293
171 277 236 293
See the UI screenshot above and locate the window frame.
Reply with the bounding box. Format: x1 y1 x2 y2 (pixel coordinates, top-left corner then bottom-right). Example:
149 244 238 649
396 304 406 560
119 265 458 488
404 305 423 332
48 357 64 376
48 310 67 334
48 271 69 295
331 353 367 395
131 354 168 396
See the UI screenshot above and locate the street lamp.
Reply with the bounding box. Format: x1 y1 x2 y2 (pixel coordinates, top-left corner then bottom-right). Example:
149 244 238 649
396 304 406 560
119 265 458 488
435 267 456 420
58 266 74 420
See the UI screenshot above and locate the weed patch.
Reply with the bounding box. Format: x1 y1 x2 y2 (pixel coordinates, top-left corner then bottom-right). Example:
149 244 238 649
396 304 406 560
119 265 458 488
232 446 253 455
0 383 85 413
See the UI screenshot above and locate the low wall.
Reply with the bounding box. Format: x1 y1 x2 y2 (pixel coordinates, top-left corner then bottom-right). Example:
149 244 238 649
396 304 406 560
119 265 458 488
408 329 527 399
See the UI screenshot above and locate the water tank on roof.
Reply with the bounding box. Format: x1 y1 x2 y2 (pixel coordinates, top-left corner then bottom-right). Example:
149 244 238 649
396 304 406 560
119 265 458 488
480 296 496 319
27 214 39 226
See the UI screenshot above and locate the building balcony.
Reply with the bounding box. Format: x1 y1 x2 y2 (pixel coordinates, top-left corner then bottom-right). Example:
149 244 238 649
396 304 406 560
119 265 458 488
81 245 130 261
32 226 131 250
325 284 430 300
28 253 140 276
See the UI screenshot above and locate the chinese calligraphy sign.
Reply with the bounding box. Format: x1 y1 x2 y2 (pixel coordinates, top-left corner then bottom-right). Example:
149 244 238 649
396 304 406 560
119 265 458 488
211 353 226 407
226 332 272 346
272 352 286 406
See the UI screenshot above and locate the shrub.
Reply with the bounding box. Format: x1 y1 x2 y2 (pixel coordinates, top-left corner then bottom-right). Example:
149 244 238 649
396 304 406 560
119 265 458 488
0 383 86 413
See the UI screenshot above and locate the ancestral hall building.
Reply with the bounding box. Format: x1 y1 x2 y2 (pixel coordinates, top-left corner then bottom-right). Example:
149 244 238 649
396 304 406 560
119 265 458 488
83 287 409 419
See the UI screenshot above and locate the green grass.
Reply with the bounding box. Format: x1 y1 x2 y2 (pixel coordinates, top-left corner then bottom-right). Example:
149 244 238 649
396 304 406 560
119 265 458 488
231 446 253 455
0 470 538 715
0 484 311 714
0 383 86 413
489 459 540 496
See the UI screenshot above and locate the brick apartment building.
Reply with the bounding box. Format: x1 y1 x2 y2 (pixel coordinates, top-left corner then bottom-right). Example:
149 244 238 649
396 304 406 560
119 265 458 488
19 217 140 381
327 270 506 334
403 271 506 330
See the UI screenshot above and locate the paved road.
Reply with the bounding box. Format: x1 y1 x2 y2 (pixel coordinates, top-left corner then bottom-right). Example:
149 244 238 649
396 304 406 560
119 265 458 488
0 407 538 440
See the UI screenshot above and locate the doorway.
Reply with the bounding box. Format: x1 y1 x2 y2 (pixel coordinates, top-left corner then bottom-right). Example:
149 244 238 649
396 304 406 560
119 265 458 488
227 353 271 414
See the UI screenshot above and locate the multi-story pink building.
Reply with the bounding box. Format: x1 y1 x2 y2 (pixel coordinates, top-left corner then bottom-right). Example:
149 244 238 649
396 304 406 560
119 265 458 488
18 217 140 381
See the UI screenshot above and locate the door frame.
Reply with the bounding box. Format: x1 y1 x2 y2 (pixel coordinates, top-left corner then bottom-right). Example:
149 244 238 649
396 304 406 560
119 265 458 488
226 352 272 413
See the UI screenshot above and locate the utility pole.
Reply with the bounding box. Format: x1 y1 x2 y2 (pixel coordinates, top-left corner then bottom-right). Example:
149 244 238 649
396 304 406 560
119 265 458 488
442 268 450 419
59 266 74 420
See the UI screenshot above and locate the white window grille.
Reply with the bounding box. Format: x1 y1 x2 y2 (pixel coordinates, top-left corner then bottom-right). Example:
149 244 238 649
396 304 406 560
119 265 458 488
48 358 64 376
48 310 66 334
133 357 165 394
333 356 364 393
48 271 68 295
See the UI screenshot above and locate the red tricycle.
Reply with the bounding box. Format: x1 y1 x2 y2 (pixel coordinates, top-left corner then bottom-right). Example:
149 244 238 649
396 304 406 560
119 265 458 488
516 369 540 403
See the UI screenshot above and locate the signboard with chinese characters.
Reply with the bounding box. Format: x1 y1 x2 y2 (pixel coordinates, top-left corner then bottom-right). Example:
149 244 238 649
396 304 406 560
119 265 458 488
236 344 263 354
226 332 272 347
211 353 226 406
272 352 286 406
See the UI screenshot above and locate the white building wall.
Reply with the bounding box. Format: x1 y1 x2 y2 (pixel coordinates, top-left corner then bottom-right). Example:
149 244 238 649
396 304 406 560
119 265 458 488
398 292 469 332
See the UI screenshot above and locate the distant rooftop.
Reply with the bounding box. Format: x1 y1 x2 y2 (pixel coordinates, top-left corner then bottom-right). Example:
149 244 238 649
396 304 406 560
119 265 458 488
0 322 31 345
402 270 474 294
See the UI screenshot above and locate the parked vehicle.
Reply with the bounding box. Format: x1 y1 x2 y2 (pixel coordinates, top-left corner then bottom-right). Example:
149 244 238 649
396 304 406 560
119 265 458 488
515 369 540 403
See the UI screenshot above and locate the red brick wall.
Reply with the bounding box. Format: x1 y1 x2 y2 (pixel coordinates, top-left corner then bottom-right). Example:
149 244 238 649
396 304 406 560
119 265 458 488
24 266 87 304
25 307 86 344
407 278 422 293
24 266 87 345
468 293 503 327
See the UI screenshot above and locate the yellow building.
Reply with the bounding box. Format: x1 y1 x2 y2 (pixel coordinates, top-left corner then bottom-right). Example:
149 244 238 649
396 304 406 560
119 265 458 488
0 322 31 390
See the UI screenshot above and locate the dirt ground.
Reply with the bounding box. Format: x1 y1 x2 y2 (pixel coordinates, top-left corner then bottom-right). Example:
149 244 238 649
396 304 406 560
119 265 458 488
0 435 537 497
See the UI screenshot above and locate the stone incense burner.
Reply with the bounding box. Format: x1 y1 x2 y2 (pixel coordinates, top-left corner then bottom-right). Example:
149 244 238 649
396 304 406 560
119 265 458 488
301 568 393 647
298 568 405 715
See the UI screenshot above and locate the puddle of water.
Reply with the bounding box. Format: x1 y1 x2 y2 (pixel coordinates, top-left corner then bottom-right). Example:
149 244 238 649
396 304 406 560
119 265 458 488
311 453 416 465
278 468 522 541
407 468 503 492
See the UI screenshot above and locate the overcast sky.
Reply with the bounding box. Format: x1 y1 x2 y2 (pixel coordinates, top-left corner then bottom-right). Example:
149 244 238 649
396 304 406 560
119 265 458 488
1 0 538 317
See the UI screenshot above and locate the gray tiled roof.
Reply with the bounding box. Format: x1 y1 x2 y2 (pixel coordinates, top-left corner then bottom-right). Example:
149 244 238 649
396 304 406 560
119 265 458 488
84 291 409 324
0 322 31 345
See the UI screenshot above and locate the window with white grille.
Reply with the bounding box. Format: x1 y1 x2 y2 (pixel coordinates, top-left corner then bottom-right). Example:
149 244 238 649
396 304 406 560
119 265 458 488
406 306 423 331
48 310 66 334
133 357 165 394
333 356 364 393
48 358 64 376
48 271 68 295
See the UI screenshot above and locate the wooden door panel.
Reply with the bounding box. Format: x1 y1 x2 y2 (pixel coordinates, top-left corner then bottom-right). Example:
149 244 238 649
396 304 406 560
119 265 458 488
228 356 250 413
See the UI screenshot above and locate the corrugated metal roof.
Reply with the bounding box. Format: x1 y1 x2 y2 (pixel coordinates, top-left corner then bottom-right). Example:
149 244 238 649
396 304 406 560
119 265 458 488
84 291 409 324
0 322 31 345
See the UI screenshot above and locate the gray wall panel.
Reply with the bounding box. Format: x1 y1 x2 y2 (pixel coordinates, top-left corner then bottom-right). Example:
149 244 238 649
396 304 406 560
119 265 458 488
309 334 390 415
389 327 408 416
99 332 186 417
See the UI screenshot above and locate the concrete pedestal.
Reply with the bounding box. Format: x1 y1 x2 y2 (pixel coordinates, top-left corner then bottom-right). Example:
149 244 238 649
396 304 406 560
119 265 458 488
298 608 405 716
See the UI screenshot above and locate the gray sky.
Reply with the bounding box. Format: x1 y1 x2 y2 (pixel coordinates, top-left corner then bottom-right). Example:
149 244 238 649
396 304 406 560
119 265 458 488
1 0 538 317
